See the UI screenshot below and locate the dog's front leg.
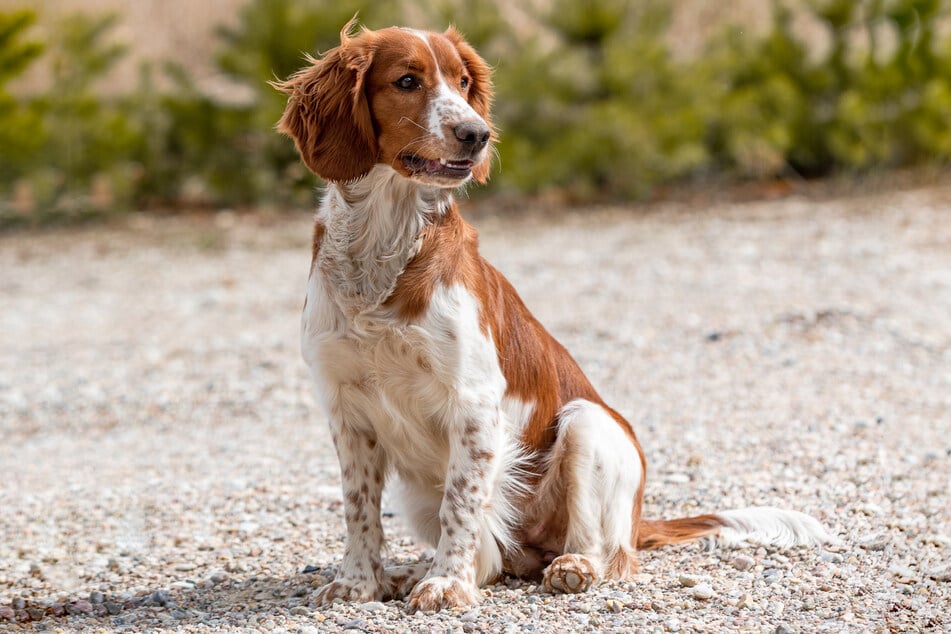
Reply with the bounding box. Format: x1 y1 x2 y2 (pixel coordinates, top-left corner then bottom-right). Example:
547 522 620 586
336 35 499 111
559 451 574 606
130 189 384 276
314 417 386 604
408 412 502 612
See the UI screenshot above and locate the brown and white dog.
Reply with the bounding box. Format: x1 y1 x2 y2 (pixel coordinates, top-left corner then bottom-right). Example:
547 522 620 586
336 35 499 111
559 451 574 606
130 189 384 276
275 22 829 612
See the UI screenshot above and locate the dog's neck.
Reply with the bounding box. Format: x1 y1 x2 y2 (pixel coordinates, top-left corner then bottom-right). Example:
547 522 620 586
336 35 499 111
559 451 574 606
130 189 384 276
317 164 455 316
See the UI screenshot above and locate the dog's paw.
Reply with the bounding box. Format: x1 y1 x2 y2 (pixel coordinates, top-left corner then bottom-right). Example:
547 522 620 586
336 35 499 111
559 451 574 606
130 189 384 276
407 575 480 612
313 578 381 605
542 553 597 594
382 562 431 600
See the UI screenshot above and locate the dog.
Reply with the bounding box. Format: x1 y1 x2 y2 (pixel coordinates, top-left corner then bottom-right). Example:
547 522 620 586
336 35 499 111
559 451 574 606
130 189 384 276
274 21 830 612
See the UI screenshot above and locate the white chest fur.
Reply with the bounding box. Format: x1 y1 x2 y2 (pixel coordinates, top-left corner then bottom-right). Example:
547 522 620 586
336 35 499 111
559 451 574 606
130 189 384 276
301 167 513 483
303 280 507 481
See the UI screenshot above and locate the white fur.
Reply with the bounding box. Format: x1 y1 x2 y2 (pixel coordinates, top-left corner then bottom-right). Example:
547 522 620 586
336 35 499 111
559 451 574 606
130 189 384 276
306 165 452 320
428 79 478 143
535 399 641 575
303 172 528 590
404 28 482 143
710 507 833 549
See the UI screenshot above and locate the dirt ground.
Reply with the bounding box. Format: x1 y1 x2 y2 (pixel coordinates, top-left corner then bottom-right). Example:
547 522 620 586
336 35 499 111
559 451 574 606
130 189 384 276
1 186 949 632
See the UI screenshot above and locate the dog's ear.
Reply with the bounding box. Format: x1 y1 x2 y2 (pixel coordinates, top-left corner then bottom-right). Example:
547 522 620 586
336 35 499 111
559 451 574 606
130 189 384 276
445 27 494 184
274 25 377 182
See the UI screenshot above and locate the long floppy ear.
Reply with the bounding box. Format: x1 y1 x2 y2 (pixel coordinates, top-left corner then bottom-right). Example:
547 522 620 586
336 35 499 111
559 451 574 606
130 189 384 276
273 27 377 182
445 27 495 184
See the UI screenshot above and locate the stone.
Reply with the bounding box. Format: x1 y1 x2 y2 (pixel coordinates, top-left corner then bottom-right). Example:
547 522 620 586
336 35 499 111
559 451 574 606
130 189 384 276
144 590 172 607
691 584 715 600
928 566 951 582
678 574 699 587
732 555 755 571
26 607 45 621
859 533 889 551
66 600 93 615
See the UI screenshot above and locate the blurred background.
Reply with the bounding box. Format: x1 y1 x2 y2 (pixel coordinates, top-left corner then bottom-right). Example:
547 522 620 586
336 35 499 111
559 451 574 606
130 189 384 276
1 0 950 226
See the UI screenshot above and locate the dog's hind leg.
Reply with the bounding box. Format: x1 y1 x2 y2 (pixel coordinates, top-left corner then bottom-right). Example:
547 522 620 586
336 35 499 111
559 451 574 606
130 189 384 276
535 399 644 593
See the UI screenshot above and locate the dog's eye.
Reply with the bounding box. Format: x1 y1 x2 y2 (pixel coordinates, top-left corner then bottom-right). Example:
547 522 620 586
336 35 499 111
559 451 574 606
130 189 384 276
395 75 419 91
460 77 469 90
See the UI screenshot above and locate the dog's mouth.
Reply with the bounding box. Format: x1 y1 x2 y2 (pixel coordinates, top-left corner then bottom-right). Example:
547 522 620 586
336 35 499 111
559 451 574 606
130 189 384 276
401 155 474 179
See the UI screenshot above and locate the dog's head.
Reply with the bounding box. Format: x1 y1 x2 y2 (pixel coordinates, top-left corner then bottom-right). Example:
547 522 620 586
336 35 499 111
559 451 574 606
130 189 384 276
275 21 494 187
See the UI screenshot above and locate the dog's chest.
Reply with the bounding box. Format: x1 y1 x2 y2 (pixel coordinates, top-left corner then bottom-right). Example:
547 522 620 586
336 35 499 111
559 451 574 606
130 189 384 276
303 277 506 481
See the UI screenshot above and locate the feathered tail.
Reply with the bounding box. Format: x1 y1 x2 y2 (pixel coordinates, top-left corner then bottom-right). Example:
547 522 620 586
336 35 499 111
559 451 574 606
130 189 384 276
637 506 831 550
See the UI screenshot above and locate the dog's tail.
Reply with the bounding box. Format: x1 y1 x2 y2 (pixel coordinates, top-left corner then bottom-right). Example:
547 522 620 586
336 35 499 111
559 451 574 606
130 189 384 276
637 506 831 550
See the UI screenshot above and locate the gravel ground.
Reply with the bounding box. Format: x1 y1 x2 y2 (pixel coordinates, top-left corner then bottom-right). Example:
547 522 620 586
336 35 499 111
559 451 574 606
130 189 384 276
1 186 950 632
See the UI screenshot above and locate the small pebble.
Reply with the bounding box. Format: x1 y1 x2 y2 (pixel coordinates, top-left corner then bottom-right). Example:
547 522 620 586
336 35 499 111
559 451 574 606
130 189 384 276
859 533 889 551
691 584 715 600
921 534 951 547
763 568 783 584
737 593 754 609
89 591 105 604
678 574 699 587
890 566 918 584
819 550 843 563
66 600 93 615
360 600 386 612
302 565 321 574
928 566 951 582
857 503 883 516
732 555 755 571
144 590 171 607
208 572 229 585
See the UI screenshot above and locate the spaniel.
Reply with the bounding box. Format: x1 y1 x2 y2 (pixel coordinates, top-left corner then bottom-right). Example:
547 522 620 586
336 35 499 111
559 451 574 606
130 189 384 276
274 21 829 612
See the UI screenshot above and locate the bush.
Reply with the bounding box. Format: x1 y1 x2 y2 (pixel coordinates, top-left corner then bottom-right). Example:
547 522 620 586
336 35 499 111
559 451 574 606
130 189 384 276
492 0 712 199
3 0 951 225
0 9 44 219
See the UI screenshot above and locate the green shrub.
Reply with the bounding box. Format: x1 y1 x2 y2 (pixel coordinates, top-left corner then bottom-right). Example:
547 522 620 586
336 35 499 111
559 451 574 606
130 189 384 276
492 0 713 199
4 0 951 225
1 11 143 223
0 9 44 219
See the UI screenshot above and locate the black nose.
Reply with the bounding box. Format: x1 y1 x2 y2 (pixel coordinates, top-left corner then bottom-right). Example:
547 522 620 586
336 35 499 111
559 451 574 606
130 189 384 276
454 121 490 148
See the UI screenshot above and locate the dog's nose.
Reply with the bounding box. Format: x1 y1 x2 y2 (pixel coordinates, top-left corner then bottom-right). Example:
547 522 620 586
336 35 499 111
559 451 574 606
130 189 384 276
454 121 490 148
